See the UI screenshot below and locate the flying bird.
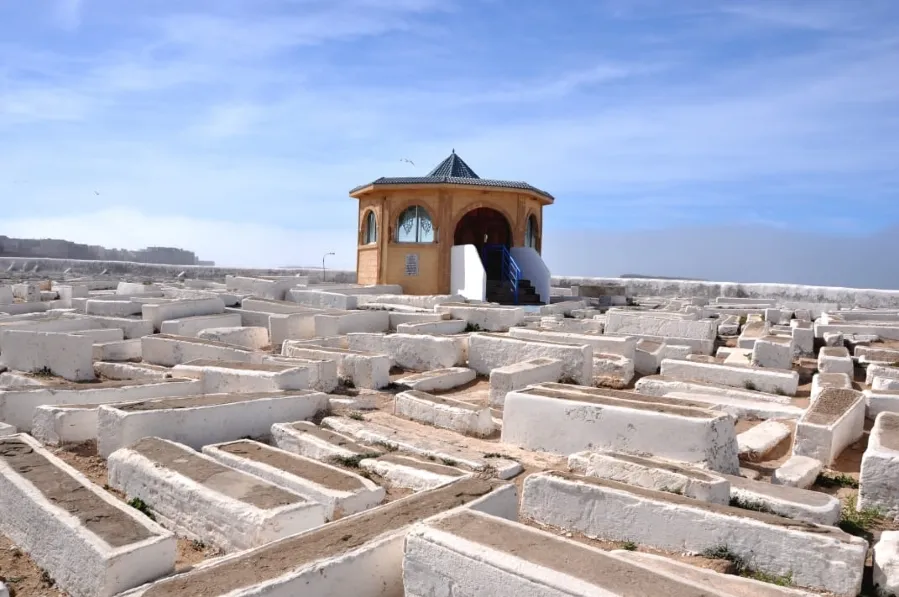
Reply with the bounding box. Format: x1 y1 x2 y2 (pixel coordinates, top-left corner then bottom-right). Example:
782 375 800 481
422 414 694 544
400 158 415 166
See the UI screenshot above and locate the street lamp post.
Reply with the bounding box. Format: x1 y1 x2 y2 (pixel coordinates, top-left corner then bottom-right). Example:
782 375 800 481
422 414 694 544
322 252 335 283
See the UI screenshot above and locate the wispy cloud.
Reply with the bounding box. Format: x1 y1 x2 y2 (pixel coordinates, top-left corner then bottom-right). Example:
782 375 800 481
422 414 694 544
0 0 897 285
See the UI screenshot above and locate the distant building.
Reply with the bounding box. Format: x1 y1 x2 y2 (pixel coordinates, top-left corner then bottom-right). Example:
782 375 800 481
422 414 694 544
349 151 553 304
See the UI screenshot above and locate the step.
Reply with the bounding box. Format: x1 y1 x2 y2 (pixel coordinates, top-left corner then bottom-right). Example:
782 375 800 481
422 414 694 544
0 434 176 597
97 390 330 457
202 439 384 520
521 471 866 596
737 421 792 462
108 437 325 551
119 478 511 597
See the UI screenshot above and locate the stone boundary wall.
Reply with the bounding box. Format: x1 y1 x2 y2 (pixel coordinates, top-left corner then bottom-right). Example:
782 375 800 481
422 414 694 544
552 275 899 308
0 257 356 283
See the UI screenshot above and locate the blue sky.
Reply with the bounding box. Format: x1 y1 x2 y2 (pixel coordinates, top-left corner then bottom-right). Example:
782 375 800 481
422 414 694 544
1 0 898 285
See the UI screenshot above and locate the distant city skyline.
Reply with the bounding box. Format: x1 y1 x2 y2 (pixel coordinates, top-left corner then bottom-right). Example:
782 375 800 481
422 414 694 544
1 1 897 287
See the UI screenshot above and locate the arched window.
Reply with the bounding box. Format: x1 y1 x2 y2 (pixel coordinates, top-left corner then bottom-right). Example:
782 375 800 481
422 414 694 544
525 214 538 249
396 205 434 243
362 211 377 244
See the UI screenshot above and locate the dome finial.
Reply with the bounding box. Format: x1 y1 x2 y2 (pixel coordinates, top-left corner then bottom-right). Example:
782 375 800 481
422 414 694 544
452 148 455 154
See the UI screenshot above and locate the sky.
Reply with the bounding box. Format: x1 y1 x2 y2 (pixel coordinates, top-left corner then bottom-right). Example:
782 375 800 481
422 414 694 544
1 0 898 287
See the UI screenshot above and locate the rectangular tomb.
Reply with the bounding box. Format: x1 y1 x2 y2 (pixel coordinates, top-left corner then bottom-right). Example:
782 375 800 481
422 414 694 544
468 333 592 386
660 358 799 396
141 334 261 367
108 437 326 551
173 359 312 393
567 450 730 504
858 412 899 517
792 388 865 465
502 385 740 474
360 453 470 491
0 434 176 597
119 478 511 597
521 471 866 597
202 439 383 520
488 357 563 407
97 390 330 457
271 420 382 463
394 390 495 438
404 509 725 597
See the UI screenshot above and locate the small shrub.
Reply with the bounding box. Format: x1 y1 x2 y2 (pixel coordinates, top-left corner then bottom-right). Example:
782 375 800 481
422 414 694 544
348 411 365 421
127 497 156 521
464 322 481 333
40 569 55 587
729 496 774 514
621 540 638 551
738 315 748 326
372 440 398 452
839 494 882 541
329 452 379 468
440 457 458 467
33 367 54 378
191 539 206 550
339 378 356 389
483 452 512 460
743 381 758 391
815 471 859 489
746 570 793 586
702 545 745 570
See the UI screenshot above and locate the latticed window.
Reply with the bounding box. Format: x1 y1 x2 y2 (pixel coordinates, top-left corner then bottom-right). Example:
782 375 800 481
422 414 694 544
363 211 377 244
525 214 538 249
396 205 434 243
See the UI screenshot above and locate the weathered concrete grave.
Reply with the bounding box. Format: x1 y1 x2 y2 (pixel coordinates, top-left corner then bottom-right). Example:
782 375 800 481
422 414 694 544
487 357 563 407
660 359 799 396
359 453 470 491
468 333 592 386
859 412 899 517
118 478 511 597
323 415 523 479
281 344 389 389
737 420 792 462
724 473 840 526
202 439 384 520
502 384 740 473
404 508 733 597
271 420 382 463
567 450 730 504
108 437 326 551
792 388 865 465
173 359 312 393
97 389 330 456
0 434 176 597
395 367 476 392
818 346 854 375
394 390 495 438
141 334 261 367
520 471 866 596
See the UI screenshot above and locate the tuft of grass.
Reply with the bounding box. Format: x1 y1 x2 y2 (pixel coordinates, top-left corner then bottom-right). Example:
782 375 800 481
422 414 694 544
440 457 458 467
483 452 514 460
33 366 54 378
746 570 793 586
659 485 684 496
839 494 882 541
738 315 748 326
464 323 481 333
40 568 55 587
127 497 156 521
372 440 398 452
815 471 859 489
348 411 365 421
743 381 758 391
702 545 793 587
621 540 638 551
729 496 775 514
329 452 379 468
191 539 206 550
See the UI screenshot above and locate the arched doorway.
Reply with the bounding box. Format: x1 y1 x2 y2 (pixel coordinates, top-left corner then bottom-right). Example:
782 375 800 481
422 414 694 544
453 207 511 250
453 207 512 280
